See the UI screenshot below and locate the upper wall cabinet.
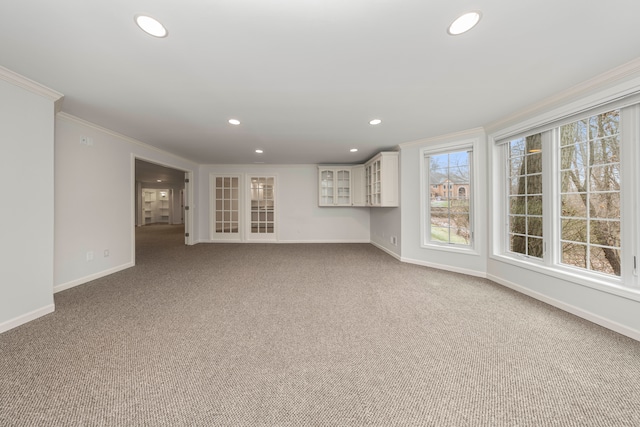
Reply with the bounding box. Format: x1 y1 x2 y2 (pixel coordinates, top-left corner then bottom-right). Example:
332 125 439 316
318 167 352 206
318 151 398 207
365 152 399 207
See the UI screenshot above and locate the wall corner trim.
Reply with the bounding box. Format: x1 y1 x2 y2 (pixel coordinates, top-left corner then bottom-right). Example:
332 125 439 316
0 304 55 335
0 66 63 102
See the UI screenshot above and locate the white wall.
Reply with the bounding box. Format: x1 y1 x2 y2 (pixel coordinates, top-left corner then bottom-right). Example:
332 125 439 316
370 207 402 258
0 72 60 332
54 114 198 292
198 164 370 243
398 129 488 277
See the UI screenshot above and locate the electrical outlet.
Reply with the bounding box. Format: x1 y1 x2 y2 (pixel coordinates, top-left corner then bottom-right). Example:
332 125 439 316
390 236 397 246
86 251 94 261
104 249 109 257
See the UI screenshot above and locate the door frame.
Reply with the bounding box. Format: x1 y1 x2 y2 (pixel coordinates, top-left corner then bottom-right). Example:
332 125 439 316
132 156 195 264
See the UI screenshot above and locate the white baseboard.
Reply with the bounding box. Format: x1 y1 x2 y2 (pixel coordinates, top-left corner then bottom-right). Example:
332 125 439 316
401 255 487 278
197 239 372 244
0 304 55 334
487 273 640 342
371 241 402 261
54 262 134 293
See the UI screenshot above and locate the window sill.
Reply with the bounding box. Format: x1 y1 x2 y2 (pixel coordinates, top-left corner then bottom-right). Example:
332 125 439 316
421 242 480 256
489 253 640 303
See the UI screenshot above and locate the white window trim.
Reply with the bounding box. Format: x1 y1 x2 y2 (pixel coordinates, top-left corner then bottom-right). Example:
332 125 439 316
420 139 479 255
489 101 640 302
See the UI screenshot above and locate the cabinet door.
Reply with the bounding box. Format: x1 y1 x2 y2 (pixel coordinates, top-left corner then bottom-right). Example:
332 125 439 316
351 165 365 206
319 169 335 206
336 169 351 205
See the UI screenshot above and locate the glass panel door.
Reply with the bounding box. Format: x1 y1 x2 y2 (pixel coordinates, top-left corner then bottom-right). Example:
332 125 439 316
248 176 276 241
211 175 241 241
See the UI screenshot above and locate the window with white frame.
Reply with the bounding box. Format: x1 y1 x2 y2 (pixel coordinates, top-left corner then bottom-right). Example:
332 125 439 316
507 133 543 258
496 104 636 287
559 110 621 276
423 148 473 247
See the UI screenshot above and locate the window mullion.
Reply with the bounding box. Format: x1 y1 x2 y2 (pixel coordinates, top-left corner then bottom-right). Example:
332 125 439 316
542 129 554 267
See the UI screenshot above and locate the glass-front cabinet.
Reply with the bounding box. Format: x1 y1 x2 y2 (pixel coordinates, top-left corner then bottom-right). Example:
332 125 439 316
318 167 351 206
365 152 399 207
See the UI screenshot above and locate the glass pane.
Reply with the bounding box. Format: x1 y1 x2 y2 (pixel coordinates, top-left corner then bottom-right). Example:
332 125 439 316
560 120 588 146
590 110 619 139
527 217 542 237
589 164 620 192
510 235 527 255
527 174 542 194
561 193 587 218
561 219 587 243
509 196 526 215
590 192 619 219
509 157 524 179
590 246 620 276
590 137 620 165
527 196 542 216
528 237 543 258
560 143 587 170
589 220 620 247
509 138 526 158
509 215 526 235
560 170 581 193
562 242 587 269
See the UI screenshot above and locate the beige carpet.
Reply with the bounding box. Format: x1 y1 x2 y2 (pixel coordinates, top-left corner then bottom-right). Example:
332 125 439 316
1 224 640 426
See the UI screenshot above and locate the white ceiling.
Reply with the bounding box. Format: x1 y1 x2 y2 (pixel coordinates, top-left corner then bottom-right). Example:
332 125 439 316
2 1 640 165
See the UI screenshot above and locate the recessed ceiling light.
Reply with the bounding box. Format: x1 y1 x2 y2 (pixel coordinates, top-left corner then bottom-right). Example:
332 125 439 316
350 148 358 152
447 11 482 35
157 179 162 182
255 149 264 154
369 119 382 125
228 119 241 125
135 15 168 38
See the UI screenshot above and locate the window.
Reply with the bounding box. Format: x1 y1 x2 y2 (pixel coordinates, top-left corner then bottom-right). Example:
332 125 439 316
559 110 621 275
507 133 543 258
424 148 473 247
497 106 631 284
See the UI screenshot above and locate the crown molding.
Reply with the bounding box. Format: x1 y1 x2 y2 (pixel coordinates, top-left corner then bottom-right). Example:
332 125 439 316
0 66 63 102
56 112 196 165
485 56 640 135
398 127 485 149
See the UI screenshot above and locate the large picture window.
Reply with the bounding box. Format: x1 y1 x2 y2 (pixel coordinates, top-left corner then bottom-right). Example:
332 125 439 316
424 148 472 247
496 106 630 284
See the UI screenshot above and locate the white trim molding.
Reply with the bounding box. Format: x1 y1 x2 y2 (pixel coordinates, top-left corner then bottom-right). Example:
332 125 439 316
0 304 55 334
488 274 640 342
54 263 134 294
0 66 64 102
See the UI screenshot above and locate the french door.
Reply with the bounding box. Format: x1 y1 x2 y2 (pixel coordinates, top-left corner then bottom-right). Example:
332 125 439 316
247 176 276 241
211 175 241 241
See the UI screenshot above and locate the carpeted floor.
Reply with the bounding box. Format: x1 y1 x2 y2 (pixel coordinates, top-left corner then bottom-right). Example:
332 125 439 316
1 224 640 426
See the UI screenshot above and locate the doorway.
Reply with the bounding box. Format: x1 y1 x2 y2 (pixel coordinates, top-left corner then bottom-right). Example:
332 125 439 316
134 158 193 257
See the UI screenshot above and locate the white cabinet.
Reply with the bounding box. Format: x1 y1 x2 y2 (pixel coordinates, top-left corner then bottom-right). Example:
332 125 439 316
318 167 352 206
318 152 398 208
365 152 398 207
351 165 366 207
